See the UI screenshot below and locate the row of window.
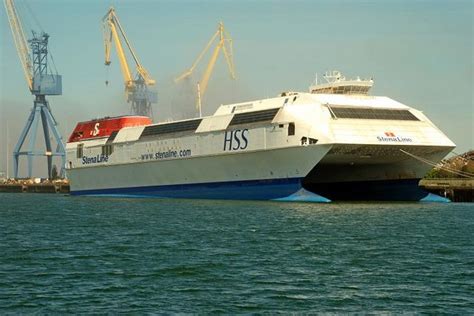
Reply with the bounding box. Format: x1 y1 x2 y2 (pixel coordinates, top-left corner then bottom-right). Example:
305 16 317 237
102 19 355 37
76 121 299 159
330 107 419 121
312 85 370 95
76 143 113 158
137 108 281 139
75 107 287 158
229 108 280 126
102 144 113 156
140 119 203 138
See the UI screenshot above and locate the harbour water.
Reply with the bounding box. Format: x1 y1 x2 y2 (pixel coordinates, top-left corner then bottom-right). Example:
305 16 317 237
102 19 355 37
0 193 473 313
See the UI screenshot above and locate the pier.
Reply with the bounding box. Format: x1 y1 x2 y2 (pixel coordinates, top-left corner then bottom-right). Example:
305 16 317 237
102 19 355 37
419 178 474 202
0 179 70 194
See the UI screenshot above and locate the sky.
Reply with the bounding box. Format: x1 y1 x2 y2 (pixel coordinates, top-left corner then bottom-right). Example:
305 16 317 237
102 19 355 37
0 0 473 178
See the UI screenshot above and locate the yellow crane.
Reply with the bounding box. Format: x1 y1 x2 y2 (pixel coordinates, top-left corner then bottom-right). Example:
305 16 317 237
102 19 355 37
4 0 32 91
102 7 157 118
175 22 235 116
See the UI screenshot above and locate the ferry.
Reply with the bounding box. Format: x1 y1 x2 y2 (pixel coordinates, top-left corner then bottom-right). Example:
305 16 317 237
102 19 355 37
66 71 455 201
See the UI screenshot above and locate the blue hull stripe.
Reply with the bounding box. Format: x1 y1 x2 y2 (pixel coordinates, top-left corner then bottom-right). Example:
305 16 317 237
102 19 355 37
71 177 304 200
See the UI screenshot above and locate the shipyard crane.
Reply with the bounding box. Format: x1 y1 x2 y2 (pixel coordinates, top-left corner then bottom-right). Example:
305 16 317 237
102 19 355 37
102 7 157 118
175 22 235 116
3 0 65 179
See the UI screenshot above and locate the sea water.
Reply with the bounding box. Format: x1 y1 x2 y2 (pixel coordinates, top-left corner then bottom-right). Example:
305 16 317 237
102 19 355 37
0 193 473 313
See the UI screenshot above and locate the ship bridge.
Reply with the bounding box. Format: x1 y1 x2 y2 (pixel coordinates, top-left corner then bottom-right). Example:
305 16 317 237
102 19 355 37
309 70 374 95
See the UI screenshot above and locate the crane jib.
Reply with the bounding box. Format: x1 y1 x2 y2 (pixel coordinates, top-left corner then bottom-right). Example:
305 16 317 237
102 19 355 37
102 7 157 119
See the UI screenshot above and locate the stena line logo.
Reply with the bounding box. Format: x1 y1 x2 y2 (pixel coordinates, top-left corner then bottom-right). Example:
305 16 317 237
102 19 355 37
377 131 413 143
82 154 108 165
91 122 100 136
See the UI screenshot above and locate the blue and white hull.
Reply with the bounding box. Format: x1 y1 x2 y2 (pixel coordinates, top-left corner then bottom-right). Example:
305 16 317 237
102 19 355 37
71 178 304 200
68 145 333 201
66 88 455 202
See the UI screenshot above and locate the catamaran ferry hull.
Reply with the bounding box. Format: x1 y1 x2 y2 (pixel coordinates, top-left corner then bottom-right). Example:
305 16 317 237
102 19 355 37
66 75 455 202
68 145 333 201
302 144 453 201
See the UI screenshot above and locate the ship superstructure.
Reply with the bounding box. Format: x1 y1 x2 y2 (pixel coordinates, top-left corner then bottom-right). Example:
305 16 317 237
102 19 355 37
66 72 455 201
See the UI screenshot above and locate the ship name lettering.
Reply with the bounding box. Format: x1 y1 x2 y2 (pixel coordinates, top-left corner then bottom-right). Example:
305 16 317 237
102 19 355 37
224 129 249 151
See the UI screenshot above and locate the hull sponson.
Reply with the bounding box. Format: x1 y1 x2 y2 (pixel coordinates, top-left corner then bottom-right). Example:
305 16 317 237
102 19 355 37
69 145 332 200
304 178 428 201
301 145 453 201
71 177 304 200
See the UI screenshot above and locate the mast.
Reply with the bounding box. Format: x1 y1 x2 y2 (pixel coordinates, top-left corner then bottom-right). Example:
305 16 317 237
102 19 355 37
6 121 9 179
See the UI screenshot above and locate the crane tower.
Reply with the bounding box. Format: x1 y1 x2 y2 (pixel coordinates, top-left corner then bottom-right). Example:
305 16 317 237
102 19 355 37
175 22 235 116
4 0 65 179
102 7 157 118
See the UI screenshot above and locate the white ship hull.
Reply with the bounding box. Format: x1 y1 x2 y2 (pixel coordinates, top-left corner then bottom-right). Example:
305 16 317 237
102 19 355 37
66 89 455 201
68 144 332 200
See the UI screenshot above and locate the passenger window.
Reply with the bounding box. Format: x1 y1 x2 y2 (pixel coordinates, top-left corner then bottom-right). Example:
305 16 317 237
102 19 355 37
288 123 295 136
102 144 113 156
76 144 83 159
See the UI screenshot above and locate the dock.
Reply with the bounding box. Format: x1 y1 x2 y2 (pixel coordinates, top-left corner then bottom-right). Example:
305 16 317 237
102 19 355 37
419 178 473 202
0 180 70 194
